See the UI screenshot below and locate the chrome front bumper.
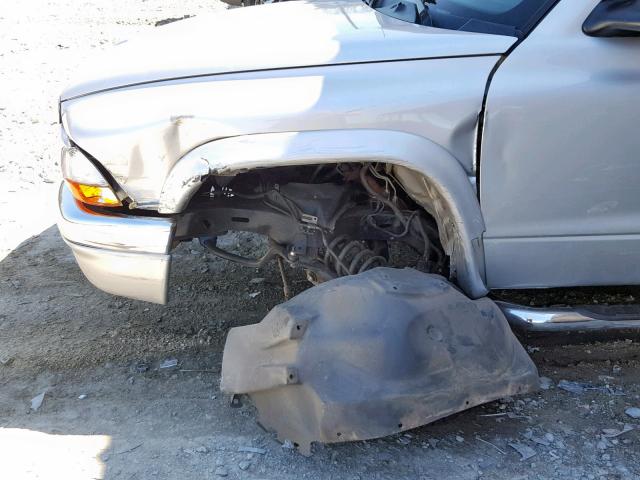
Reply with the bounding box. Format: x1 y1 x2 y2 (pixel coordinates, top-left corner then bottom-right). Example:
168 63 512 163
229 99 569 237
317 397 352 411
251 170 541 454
57 183 175 304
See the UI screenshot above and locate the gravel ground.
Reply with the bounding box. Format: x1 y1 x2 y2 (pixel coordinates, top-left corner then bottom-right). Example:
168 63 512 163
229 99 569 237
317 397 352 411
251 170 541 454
1 2 640 479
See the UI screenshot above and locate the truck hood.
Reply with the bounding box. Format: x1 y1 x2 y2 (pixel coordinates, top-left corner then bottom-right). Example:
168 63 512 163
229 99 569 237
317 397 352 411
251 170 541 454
61 0 515 101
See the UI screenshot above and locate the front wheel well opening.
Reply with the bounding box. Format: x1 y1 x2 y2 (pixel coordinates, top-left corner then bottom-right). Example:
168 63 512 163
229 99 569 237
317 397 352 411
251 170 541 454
174 161 451 286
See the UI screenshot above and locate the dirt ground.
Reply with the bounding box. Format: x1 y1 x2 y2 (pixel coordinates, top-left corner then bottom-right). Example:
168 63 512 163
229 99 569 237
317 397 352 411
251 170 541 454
1 1 640 479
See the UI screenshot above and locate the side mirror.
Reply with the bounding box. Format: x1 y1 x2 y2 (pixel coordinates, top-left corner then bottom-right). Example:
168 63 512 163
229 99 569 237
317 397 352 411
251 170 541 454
583 0 640 37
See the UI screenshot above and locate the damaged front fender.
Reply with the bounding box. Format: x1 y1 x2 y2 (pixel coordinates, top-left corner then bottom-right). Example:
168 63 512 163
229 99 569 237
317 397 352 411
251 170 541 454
158 130 488 298
221 268 538 454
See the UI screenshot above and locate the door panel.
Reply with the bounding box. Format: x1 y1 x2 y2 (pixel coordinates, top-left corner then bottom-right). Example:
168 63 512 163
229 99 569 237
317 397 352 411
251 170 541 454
481 0 640 289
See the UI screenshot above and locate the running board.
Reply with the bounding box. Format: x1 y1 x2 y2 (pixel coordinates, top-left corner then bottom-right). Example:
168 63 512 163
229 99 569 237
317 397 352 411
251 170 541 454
497 301 640 343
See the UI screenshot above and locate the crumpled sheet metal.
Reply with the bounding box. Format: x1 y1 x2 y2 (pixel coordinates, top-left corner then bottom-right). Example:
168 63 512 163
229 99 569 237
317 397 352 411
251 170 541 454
221 268 539 454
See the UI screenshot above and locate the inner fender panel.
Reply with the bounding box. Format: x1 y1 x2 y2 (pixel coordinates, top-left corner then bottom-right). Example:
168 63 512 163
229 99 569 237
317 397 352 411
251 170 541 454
221 268 538 454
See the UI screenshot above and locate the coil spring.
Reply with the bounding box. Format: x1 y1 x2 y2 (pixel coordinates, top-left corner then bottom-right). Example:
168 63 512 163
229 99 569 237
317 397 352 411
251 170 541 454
323 235 387 276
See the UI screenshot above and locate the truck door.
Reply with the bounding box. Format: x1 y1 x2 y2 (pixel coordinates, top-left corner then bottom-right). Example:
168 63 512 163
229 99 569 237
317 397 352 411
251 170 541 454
481 0 640 289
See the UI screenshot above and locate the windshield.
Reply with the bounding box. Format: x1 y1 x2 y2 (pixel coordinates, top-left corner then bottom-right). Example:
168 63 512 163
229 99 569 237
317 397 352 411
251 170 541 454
366 0 558 38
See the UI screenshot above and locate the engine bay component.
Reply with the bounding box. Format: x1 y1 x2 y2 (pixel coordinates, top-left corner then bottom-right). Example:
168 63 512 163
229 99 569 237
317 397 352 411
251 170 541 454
220 268 539 454
322 235 387 276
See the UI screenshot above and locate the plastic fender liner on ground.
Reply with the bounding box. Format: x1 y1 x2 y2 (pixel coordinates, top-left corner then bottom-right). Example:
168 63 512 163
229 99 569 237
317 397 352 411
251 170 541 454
221 267 539 454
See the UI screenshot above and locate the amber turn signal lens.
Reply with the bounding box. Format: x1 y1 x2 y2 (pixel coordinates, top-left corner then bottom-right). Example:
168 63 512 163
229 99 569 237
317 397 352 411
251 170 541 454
66 180 122 207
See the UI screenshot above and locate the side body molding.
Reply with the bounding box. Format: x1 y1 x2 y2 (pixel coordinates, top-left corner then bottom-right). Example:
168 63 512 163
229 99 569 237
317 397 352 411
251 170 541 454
159 130 488 298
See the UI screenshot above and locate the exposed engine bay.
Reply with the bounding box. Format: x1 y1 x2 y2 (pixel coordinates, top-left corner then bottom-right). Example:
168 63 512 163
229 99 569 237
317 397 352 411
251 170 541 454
175 162 448 285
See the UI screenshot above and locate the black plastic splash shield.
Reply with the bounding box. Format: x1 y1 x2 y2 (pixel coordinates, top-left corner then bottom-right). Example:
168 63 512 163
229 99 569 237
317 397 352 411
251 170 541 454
221 268 539 454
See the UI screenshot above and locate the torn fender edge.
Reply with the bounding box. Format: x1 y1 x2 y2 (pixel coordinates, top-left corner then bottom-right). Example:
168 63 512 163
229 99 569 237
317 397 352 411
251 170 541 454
221 267 539 454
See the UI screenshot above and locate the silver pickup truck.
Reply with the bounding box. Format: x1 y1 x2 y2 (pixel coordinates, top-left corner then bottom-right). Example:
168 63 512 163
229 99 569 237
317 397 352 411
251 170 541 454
57 0 640 452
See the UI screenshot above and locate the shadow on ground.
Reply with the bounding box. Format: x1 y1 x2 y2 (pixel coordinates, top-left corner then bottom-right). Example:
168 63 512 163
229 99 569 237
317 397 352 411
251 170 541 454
1 227 639 479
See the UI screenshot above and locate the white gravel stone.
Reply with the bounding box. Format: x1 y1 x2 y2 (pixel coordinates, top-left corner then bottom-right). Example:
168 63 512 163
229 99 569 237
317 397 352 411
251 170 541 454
624 407 640 419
